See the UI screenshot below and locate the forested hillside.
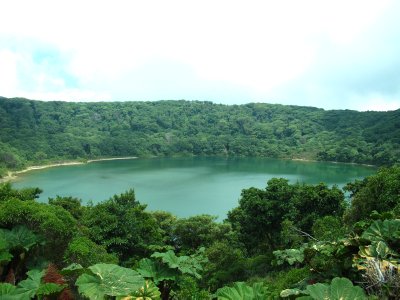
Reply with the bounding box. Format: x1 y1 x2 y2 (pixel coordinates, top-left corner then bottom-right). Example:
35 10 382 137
0 96 399 175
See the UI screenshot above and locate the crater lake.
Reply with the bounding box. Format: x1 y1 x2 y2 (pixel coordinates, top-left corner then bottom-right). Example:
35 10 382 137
12 157 376 219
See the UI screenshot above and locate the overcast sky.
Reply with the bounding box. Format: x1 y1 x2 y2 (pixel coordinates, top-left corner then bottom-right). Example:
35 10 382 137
0 0 399 111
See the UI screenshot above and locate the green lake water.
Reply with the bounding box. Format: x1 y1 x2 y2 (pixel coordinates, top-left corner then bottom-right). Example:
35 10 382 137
13 157 376 219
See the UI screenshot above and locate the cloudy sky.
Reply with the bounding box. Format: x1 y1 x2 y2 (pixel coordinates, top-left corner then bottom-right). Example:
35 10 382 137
0 0 399 111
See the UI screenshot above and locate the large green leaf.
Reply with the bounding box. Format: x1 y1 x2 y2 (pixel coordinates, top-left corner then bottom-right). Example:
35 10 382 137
12 269 44 299
151 250 203 279
306 277 366 300
0 283 20 300
0 283 16 299
36 282 66 297
136 258 177 284
0 270 64 300
216 282 270 300
76 263 145 299
362 220 400 243
0 226 39 252
75 273 103 299
0 233 12 264
251 282 271 300
274 248 305 265
152 250 180 268
116 280 161 300
329 278 365 300
0 249 13 264
359 241 395 259
0 234 9 250
60 263 85 276
216 282 253 300
176 257 202 278
307 283 329 299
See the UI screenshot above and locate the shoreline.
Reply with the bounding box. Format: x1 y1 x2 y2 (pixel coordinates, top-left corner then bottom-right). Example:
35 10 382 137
0 156 138 183
290 157 376 168
87 156 138 163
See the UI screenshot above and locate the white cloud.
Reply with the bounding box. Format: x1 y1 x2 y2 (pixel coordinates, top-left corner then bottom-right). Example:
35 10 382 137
350 94 400 112
18 90 112 102
0 50 18 96
0 0 399 110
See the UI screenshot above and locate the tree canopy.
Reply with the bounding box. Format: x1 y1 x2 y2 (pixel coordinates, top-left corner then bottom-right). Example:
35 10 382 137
1 97 399 175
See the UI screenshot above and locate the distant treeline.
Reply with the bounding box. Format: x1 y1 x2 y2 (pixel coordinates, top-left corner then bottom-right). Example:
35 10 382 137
0 96 399 174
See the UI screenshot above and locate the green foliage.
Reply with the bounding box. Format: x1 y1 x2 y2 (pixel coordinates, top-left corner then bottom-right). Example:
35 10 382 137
354 220 400 298
274 247 305 266
0 182 42 202
11 269 44 299
116 280 161 299
305 242 355 280
280 219 304 248
0 167 7 178
291 183 345 233
280 287 304 298
228 179 345 253
1 97 399 171
311 216 345 242
48 195 83 220
0 198 76 262
75 263 146 299
151 248 207 279
60 263 85 277
228 179 293 252
152 211 178 246
136 249 207 300
202 240 247 290
63 236 119 266
0 225 40 252
361 219 400 244
82 189 163 262
0 240 13 265
308 277 366 300
35 282 66 297
0 283 16 299
0 141 26 170
137 258 178 284
172 275 211 299
0 268 65 299
267 268 311 298
358 241 395 260
345 166 400 224
0 225 43 282
281 277 366 299
216 282 270 300
172 214 232 251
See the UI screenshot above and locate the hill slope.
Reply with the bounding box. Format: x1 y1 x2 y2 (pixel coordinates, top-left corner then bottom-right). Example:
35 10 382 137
0 97 399 173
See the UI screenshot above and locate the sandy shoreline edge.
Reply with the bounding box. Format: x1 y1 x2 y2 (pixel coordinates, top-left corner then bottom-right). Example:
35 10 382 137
0 156 138 183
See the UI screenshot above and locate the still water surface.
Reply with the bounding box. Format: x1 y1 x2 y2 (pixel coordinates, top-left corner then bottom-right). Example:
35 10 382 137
13 157 375 219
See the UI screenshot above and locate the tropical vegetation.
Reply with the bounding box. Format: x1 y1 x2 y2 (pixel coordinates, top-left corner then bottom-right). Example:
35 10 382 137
1 96 400 298
1 97 400 178
0 166 399 299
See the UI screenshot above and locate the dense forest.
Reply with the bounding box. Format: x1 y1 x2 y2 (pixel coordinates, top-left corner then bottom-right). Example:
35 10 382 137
0 166 400 299
1 96 400 177
1 97 400 299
